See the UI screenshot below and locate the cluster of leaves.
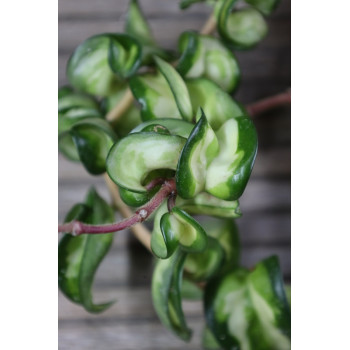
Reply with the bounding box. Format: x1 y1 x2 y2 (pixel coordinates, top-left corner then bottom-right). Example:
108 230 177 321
58 0 290 349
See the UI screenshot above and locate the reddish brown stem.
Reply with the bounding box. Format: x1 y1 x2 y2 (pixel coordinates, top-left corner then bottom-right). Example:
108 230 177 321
246 89 291 117
58 179 176 236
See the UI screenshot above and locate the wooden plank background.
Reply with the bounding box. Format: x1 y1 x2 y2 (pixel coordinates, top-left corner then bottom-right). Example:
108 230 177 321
58 0 291 348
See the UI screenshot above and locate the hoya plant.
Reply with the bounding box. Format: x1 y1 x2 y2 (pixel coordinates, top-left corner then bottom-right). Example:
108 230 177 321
58 0 291 349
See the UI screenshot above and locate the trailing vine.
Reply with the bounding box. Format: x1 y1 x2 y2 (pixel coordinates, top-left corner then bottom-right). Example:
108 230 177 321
58 0 290 349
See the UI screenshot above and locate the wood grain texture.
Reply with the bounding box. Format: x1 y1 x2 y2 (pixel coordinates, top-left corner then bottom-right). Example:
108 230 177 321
58 0 291 348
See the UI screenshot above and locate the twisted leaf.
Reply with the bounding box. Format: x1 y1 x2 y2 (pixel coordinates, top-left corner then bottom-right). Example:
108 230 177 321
58 188 115 313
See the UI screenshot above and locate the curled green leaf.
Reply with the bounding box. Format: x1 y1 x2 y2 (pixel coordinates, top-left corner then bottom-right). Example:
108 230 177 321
58 188 115 313
178 32 240 92
218 0 268 49
106 132 186 193
160 207 208 257
67 34 141 97
204 256 291 349
108 34 142 79
70 118 118 175
152 249 192 341
205 116 257 200
58 88 103 161
176 110 219 199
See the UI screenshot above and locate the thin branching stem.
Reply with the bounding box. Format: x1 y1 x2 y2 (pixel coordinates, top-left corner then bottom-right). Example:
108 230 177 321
58 179 176 238
246 89 291 117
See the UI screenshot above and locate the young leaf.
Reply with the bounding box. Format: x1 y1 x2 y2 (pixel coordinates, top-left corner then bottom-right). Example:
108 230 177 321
160 207 208 257
176 110 219 199
205 116 258 200
125 0 156 47
177 32 240 92
70 118 118 175
154 56 193 122
107 34 142 79
218 0 268 49
58 188 115 313
152 249 192 341
129 72 183 121
106 132 186 193
244 0 281 16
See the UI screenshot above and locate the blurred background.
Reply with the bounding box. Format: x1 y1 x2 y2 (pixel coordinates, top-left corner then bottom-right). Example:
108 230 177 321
58 0 291 349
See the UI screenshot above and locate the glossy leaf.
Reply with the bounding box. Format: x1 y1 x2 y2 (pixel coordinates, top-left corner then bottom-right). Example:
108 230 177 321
154 56 193 122
107 34 142 79
218 0 268 49
177 32 240 92
129 72 183 121
67 33 141 97
67 34 122 96
70 118 118 175
160 207 208 257
106 132 186 193
204 256 291 350
152 249 192 341
205 116 258 200
176 110 219 199
118 185 159 207
245 0 281 15
58 188 115 313
186 78 246 131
